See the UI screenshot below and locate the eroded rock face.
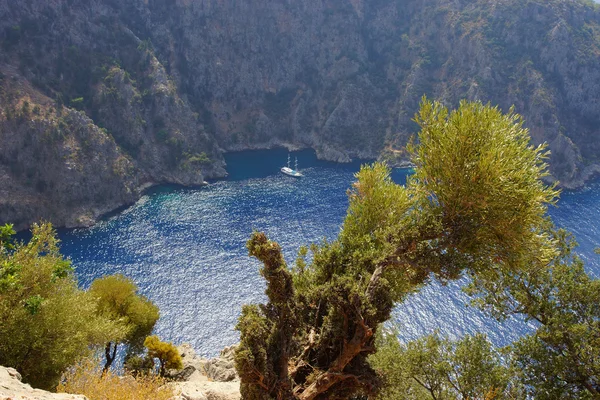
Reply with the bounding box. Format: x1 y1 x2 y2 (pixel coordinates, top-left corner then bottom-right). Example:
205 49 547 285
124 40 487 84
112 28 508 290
169 344 241 400
0 70 142 231
171 344 239 384
203 346 238 383
0 0 599 229
0 366 87 400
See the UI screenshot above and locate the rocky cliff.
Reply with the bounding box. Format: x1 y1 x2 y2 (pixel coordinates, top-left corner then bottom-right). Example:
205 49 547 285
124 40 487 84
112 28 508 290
1 0 599 229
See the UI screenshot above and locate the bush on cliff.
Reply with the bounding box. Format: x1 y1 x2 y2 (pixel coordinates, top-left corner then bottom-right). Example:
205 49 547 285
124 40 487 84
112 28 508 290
0 223 15 251
234 98 564 399
144 335 183 376
0 223 125 390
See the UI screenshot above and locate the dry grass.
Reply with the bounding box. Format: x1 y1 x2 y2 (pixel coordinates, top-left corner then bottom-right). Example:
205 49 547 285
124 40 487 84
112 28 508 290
57 358 178 400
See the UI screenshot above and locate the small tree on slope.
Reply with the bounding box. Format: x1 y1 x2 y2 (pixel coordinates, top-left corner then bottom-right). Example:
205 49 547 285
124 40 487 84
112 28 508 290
89 274 159 373
235 98 560 399
144 335 183 376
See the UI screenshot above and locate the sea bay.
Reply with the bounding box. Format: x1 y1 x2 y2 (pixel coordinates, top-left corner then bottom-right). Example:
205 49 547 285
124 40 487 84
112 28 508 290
55 149 600 357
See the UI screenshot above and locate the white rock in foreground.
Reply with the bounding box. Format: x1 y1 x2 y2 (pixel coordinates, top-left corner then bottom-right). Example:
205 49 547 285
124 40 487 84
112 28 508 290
175 371 240 400
0 366 87 400
170 344 240 400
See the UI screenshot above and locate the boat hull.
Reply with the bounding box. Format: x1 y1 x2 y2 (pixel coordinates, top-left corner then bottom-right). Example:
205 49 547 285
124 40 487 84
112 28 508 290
281 167 303 177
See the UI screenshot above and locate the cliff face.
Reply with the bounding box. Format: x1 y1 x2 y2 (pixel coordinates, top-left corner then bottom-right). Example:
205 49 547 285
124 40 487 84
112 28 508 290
1 0 599 229
0 0 227 230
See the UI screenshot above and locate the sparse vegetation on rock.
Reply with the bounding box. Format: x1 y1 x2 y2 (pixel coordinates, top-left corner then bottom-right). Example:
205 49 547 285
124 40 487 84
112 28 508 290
1 0 600 229
57 357 176 400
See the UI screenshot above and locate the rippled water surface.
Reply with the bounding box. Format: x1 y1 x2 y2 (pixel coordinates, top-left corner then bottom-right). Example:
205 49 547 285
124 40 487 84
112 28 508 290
57 149 600 357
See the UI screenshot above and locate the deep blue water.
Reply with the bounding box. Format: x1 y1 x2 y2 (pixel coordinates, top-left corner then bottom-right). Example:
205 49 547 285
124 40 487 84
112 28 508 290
54 149 600 357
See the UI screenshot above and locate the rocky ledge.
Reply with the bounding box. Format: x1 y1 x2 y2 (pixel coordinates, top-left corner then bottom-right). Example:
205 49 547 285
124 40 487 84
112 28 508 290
0 366 86 400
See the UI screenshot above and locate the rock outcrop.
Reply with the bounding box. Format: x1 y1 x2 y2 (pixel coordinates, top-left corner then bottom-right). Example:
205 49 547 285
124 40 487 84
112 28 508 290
1 0 599 229
203 346 238 383
169 344 240 400
0 366 87 400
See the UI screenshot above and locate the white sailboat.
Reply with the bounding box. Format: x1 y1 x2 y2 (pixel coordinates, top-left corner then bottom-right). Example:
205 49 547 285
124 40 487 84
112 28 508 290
281 154 303 177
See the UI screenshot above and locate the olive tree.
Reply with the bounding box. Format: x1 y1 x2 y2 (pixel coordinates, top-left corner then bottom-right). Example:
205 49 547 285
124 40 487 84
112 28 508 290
466 229 600 398
235 98 559 399
372 228 600 399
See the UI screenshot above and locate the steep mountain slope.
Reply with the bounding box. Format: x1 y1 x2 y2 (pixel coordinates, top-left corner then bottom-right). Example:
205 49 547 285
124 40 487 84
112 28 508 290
1 0 599 229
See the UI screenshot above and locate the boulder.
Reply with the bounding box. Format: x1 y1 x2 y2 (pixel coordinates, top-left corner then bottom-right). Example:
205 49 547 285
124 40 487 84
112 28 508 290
174 380 240 400
178 383 208 400
167 365 197 381
203 345 238 382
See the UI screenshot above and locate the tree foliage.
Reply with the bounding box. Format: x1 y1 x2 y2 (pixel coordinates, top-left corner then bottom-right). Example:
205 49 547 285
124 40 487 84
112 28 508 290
466 229 600 398
234 231 296 399
0 223 124 390
374 229 600 399
89 274 159 372
144 335 183 376
0 223 15 251
370 330 523 399
235 98 561 399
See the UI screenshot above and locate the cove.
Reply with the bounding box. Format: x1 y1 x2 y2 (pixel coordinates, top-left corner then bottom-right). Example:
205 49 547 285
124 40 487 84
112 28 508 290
55 149 600 357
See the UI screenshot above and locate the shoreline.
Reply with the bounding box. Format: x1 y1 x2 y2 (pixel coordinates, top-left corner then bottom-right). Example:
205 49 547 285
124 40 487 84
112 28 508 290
12 145 598 234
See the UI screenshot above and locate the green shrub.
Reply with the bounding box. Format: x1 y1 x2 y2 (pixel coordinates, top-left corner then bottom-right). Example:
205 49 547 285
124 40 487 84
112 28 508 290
144 335 183 376
0 223 123 389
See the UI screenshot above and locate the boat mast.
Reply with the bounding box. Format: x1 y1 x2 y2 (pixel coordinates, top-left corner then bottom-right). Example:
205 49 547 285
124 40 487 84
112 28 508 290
295 157 298 171
287 154 291 168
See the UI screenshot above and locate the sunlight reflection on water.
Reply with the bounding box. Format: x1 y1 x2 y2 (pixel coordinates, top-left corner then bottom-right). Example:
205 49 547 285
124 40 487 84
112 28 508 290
58 149 600 356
